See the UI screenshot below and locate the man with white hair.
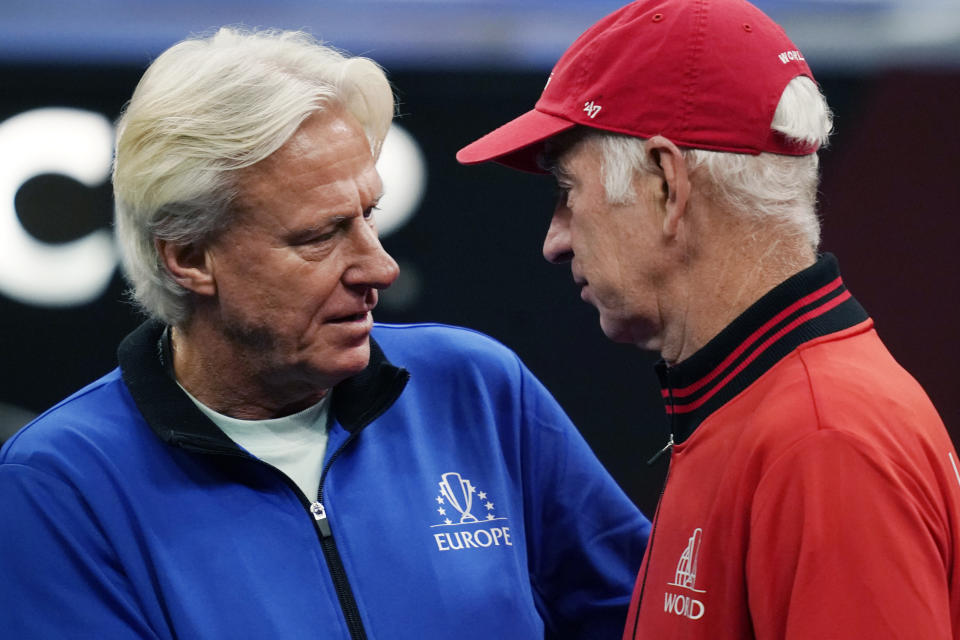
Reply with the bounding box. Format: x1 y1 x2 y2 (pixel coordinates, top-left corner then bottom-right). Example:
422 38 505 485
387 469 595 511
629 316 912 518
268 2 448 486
458 0 960 637
0 28 649 639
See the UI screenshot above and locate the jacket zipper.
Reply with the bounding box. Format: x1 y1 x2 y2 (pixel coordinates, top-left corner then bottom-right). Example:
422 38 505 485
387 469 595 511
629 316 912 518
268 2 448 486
628 384 678 638
308 429 368 640
629 447 672 637
646 432 673 465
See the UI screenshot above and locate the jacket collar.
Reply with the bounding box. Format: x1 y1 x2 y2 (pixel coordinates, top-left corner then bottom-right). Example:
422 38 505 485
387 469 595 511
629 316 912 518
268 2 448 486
656 253 870 444
118 320 409 454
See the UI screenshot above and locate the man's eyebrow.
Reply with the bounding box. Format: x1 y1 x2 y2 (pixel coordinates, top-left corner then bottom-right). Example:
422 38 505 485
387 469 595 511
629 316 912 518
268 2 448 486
540 126 588 179
547 159 574 183
288 191 384 242
536 150 557 173
555 162 575 182
538 146 574 182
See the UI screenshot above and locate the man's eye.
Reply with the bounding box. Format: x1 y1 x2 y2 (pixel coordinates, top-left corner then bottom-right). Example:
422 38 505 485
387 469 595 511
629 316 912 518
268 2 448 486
291 231 333 246
363 205 381 220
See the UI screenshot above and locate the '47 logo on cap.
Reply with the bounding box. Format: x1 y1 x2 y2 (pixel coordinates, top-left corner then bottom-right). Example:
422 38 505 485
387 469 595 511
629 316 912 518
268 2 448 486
583 101 602 119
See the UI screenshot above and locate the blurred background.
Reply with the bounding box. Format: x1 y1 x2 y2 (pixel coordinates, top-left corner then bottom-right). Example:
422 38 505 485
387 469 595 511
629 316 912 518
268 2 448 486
1 0 958 517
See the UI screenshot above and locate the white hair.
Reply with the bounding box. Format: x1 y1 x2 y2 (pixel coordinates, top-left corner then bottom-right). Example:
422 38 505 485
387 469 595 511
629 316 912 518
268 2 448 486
113 27 395 325
588 76 833 250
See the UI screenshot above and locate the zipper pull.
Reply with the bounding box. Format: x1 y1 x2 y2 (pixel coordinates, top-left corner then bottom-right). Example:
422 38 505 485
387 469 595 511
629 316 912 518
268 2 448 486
647 433 674 465
310 501 332 537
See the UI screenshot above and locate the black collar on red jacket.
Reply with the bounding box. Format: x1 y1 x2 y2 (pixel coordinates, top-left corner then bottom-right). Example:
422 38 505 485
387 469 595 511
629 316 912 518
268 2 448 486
117 320 409 455
656 253 870 444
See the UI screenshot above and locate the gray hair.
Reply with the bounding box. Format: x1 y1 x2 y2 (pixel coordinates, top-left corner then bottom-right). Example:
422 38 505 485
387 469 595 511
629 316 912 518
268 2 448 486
113 27 395 325
586 76 832 250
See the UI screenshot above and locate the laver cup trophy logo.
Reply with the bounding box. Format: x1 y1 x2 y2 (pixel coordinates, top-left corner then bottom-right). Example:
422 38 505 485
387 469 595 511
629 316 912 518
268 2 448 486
430 471 511 552
674 528 702 590
438 472 479 523
664 528 707 621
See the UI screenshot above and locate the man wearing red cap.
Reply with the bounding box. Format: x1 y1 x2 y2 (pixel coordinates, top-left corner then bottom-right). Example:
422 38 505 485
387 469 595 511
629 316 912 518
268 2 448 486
458 0 960 638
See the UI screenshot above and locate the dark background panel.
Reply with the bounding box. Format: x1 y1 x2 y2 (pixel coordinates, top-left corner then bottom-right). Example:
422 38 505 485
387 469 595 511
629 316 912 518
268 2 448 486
0 64 147 414
1 64 957 518
818 70 960 437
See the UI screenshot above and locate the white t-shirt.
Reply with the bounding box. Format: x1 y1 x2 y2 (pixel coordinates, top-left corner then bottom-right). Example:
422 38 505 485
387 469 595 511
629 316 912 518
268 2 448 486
180 386 330 500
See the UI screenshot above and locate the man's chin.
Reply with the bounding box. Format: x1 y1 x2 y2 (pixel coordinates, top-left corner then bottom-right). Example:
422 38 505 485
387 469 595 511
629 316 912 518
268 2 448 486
319 340 372 385
282 339 372 392
598 319 634 344
598 315 658 350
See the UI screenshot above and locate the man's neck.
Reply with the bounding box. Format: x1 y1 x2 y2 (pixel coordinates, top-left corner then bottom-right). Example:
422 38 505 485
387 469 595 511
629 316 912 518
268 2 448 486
169 323 328 420
660 228 815 366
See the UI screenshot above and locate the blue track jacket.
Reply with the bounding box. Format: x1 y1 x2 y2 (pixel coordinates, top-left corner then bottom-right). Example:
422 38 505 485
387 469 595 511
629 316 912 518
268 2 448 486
0 321 650 639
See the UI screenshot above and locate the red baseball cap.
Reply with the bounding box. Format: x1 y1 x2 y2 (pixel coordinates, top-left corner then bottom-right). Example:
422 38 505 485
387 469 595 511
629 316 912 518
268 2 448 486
456 0 818 173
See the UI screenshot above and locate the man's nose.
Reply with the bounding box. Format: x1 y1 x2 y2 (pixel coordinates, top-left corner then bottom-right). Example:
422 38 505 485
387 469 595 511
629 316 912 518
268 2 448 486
347 222 400 290
542 207 573 264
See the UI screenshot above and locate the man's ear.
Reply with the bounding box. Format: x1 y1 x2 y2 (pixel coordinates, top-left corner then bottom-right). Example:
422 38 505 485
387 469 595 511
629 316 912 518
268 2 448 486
645 135 690 238
156 239 216 297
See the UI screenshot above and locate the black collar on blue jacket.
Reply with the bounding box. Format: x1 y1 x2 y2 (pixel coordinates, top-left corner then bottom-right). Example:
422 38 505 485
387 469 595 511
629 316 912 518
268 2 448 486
118 320 409 455
656 253 870 444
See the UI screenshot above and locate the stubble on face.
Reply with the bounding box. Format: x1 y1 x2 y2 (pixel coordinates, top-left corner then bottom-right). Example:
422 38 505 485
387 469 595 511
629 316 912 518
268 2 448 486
220 312 279 352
